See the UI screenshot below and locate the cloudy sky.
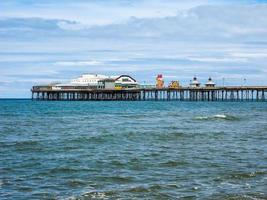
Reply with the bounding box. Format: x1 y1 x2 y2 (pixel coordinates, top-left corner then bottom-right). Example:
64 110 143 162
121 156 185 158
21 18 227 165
0 0 267 97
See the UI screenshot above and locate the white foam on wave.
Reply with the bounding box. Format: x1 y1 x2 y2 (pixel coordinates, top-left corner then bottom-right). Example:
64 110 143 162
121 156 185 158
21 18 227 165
213 114 227 119
195 116 209 120
194 114 233 120
82 191 108 199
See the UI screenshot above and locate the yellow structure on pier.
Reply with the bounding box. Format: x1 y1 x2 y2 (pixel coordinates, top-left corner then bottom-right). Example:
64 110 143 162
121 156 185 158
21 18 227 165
168 81 180 89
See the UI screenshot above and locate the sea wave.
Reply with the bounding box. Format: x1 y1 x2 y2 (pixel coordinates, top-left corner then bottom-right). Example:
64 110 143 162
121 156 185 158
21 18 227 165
207 193 267 200
229 170 267 180
194 114 239 121
80 191 112 200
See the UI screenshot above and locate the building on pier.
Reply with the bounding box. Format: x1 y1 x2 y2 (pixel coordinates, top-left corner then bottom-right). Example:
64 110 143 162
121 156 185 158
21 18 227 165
190 77 200 88
44 74 139 90
168 81 180 89
71 74 108 86
205 77 216 88
98 78 116 89
114 75 138 89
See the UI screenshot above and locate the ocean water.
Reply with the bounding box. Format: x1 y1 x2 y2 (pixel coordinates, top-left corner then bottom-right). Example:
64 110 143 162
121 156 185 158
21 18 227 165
0 100 266 200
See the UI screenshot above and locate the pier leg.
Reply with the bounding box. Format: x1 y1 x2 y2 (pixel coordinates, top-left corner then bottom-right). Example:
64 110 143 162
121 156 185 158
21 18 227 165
167 91 170 101
155 91 158 101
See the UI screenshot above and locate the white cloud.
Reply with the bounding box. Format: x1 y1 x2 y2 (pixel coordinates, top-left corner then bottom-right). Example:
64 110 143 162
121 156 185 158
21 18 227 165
0 0 212 26
230 52 267 59
54 61 102 66
57 21 87 30
187 57 248 63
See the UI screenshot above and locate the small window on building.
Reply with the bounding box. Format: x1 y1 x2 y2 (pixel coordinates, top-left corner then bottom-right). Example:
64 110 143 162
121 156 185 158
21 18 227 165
122 78 131 82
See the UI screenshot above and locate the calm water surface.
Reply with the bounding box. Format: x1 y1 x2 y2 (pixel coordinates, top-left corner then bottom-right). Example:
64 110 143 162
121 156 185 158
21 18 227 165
0 100 266 199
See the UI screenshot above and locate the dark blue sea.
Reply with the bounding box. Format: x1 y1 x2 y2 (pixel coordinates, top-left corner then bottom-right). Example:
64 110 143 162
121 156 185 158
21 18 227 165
0 100 266 200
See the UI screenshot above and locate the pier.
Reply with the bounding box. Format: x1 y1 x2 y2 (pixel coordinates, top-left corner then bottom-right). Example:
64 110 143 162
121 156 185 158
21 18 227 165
31 86 267 101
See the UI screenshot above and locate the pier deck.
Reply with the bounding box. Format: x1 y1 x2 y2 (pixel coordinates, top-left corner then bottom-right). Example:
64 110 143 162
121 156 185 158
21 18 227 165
31 86 267 101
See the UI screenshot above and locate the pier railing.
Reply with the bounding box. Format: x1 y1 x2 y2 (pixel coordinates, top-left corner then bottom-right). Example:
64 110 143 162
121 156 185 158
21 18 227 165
31 86 267 101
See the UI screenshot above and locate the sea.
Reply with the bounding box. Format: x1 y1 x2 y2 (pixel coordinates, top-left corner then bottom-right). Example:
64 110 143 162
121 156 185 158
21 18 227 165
0 99 266 200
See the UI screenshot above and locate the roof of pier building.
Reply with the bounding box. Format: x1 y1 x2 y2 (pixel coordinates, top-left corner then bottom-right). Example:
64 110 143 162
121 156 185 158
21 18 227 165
98 78 116 83
70 74 108 85
115 75 137 84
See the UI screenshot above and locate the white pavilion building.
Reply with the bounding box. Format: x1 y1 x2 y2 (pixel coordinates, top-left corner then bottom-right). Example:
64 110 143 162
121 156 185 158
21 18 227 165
205 77 216 88
190 77 201 88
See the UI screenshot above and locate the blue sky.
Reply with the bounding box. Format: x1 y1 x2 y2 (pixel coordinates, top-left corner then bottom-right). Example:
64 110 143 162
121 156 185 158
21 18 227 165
0 0 267 97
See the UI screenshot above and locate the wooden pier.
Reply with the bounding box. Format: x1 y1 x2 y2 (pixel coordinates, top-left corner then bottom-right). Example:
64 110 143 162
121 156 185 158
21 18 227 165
31 86 267 101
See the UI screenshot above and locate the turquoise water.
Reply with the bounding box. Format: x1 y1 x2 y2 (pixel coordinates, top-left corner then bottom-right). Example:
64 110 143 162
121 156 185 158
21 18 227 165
0 100 266 199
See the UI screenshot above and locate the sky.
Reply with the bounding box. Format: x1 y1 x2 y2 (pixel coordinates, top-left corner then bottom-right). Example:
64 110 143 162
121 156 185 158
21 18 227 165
0 0 267 97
